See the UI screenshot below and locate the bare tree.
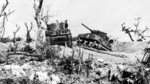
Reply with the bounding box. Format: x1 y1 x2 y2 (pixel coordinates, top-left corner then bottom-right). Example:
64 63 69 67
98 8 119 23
24 22 33 43
122 17 150 41
133 17 150 41
0 0 14 40
33 0 53 43
12 24 20 53
13 25 20 43
121 23 134 41
33 0 44 42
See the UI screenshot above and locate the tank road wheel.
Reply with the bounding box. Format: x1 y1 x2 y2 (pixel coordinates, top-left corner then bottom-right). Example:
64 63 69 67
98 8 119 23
77 38 81 46
77 38 84 46
93 41 98 48
83 40 87 46
67 35 72 48
88 41 94 48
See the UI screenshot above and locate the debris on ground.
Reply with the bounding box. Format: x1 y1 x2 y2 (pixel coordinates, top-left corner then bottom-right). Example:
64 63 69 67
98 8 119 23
0 40 150 84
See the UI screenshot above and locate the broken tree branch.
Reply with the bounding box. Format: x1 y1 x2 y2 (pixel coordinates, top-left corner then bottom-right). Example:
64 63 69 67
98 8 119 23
0 0 8 15
29 22 33 32
15 25 20 33
121 23 134 41
24 23 29 32
134 17 141 31
13 25 20 43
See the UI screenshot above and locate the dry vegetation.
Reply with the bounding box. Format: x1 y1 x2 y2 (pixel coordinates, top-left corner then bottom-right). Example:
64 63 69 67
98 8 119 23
0 41 150 84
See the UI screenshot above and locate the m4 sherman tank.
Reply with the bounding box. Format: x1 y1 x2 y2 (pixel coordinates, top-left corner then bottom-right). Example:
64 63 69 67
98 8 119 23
45 20 72 47
77 23 112 51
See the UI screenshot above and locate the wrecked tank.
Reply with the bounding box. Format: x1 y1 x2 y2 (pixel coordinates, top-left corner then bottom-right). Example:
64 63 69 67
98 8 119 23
77 23 112 51
45 20 72 47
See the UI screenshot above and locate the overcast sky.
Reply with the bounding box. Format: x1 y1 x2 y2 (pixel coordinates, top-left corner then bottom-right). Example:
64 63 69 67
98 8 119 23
0 0 150 41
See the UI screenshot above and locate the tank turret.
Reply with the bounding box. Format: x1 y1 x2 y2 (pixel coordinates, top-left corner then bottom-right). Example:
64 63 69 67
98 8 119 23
81 23 109 41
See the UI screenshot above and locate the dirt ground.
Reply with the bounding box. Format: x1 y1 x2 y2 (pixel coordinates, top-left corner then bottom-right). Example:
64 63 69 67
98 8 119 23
62 41 150 64
0 41 149 84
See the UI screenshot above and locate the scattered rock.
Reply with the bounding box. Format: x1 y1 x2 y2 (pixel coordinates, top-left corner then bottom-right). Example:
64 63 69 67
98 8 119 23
51 74 61 84
36 72 49 82
97 58 105 63
3 64 26 77
117 64 127 71
21 63 31 70
0 56 5 64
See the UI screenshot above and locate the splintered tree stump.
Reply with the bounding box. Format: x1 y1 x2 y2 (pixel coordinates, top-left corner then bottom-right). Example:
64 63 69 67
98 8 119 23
24 22 33 43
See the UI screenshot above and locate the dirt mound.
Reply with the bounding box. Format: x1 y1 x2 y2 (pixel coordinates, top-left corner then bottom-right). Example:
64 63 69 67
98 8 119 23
112 41 150 53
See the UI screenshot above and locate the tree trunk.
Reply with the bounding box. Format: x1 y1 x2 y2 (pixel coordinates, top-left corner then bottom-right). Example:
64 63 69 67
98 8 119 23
127 32 134 41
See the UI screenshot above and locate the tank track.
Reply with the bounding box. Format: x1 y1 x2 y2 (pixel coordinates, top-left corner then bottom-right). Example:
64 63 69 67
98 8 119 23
77 40 112 51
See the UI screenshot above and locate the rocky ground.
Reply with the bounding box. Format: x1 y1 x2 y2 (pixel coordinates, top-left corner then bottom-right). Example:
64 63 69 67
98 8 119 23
0 41 150 84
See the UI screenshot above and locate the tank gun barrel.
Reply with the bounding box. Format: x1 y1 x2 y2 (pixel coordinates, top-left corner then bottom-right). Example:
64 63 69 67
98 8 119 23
81 23 93 32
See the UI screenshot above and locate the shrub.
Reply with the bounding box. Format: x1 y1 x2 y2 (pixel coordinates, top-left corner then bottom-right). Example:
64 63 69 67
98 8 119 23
0 37 12 43
12 36 23 43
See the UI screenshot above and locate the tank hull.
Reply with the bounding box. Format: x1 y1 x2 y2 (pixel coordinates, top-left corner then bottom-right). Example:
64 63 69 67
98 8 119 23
77 33 112 51
45 21 72 47
45 31 72 47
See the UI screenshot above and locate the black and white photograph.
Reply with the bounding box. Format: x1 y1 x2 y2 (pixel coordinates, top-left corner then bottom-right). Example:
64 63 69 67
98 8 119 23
0 0 150 84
